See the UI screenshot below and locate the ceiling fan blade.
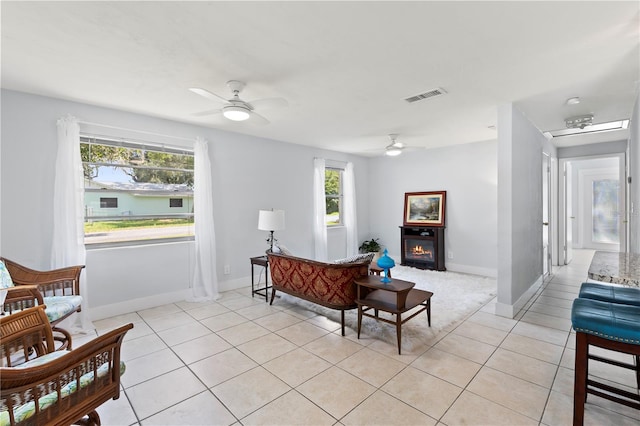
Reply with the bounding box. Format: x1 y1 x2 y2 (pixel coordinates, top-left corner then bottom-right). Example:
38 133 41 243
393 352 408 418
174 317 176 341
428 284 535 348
248 97 288 110
249 111 270 125
191 108 222 117
188 87 228 103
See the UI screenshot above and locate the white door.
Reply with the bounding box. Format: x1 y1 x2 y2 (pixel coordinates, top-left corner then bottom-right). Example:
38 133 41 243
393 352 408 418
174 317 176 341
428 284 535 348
579 169 621 251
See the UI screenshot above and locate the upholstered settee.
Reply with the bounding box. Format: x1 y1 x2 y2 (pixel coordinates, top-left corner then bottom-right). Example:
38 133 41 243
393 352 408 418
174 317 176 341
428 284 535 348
267 251 370 335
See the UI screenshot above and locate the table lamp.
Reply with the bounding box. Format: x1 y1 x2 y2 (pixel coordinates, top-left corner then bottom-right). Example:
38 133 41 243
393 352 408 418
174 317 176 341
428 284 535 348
258 209 285 252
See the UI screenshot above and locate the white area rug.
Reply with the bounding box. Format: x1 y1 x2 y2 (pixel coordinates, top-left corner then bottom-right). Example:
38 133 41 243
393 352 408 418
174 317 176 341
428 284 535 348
277 265 496 351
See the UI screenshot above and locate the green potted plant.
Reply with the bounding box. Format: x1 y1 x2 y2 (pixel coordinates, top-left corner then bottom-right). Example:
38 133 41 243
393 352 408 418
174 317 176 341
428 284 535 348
359 238 382 255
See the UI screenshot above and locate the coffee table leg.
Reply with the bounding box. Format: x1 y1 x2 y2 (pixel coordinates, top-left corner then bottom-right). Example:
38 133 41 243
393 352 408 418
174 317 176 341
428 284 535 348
357 306 362 339
427 299 431 326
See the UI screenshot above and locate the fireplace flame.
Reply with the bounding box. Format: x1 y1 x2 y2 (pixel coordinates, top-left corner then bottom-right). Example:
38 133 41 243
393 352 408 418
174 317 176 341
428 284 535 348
411 245 433 257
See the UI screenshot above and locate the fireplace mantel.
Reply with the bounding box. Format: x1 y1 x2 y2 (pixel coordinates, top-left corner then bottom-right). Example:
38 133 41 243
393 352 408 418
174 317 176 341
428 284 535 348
399 226 446 271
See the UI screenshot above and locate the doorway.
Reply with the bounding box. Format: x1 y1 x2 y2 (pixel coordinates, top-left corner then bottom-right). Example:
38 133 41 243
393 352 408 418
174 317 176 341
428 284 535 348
559 154 626 261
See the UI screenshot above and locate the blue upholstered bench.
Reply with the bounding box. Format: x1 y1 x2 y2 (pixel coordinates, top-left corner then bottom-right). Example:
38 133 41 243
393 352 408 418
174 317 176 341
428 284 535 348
579 282 640 306
571 297 640 425
578 282 640 387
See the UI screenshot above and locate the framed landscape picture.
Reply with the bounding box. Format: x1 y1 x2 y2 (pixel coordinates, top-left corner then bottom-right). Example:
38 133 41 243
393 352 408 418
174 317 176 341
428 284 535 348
404 191 446 227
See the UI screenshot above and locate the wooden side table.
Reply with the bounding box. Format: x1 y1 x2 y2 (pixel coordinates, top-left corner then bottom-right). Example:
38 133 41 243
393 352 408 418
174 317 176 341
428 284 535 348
250 255 270 302
354 275 432 354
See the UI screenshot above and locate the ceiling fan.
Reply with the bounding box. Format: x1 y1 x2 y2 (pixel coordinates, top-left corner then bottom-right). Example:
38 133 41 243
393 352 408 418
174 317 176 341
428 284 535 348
384 134 406 156
189 80 288 125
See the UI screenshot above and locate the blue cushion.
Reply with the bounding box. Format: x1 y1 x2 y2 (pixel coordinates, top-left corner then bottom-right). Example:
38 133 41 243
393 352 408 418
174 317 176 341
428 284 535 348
571 298 640 345
0 260 14 290
579 282 640 307
42 295 83 322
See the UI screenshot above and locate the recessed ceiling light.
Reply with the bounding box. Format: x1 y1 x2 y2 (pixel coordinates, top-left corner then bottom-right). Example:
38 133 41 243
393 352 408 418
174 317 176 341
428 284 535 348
566 97 581 105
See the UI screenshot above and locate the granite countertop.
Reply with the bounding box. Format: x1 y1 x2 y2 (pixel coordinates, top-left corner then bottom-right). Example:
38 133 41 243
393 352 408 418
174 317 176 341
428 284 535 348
588 251 640 286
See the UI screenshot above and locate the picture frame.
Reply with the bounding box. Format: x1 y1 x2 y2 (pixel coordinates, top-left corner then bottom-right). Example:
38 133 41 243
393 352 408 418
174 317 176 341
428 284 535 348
403 191 446 227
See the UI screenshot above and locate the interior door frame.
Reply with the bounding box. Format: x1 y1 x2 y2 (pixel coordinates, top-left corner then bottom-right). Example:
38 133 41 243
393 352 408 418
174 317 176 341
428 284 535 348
558 159 573 265
542 153 551 276
558 153 627 260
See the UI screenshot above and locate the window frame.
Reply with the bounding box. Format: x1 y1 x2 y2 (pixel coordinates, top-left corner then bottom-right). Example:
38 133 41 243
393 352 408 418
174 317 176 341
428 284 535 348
80 135 195 248
325 167 344 227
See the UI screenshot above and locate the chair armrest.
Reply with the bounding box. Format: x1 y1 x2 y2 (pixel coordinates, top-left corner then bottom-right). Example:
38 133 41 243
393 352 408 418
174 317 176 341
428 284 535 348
4 285 44 306
1 323 133 425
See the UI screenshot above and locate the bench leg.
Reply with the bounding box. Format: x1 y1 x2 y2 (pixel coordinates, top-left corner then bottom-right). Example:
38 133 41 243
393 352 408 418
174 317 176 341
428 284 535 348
635 355 640 389
574 332 588 426
341 310 345 336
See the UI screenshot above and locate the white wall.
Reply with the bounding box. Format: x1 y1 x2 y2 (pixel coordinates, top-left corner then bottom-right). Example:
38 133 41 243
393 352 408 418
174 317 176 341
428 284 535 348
629 94 640 253
0 90 370 319
367 140 498 277
496 104 545 317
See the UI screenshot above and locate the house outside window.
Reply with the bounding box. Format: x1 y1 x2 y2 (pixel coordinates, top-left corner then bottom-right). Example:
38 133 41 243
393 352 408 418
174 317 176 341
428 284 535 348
81 136 194 246
325 168 343 226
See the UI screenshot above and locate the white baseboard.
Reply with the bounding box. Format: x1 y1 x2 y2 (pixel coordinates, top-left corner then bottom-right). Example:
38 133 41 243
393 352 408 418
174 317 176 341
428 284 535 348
444 262 497 278
388 253 497 278
90 275 253 321
89 289 189 321
494 274 544 318
219 275 254 292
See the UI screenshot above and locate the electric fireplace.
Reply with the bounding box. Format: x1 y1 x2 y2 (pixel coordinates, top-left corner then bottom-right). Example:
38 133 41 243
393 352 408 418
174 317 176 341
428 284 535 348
400 226 445 271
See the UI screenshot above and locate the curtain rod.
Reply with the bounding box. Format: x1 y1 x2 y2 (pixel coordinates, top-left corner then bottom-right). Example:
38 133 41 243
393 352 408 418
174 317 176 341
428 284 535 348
77 120 197 143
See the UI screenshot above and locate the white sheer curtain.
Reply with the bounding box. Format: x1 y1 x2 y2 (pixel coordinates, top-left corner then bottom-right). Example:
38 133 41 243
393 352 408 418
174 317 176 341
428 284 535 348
313 158 328 261
343 162 358 256
52 115 93 333
188 137 219 301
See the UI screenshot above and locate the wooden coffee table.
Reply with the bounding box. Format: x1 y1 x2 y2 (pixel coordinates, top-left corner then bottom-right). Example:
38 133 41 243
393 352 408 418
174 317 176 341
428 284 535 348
354 275 432 354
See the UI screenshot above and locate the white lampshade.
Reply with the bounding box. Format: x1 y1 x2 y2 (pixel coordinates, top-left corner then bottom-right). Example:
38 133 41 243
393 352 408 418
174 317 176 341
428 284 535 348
223 105 251 121
258 209 285 231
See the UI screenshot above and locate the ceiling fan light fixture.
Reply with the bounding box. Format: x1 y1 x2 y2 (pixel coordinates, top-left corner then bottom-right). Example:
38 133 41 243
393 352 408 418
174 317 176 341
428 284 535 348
547 119 629 138
385 146 402 156
222 105 251 121
565 114 593 129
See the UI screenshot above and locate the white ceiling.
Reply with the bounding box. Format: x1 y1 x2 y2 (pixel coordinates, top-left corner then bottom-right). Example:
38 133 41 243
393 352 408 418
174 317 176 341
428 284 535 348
2 1 639 156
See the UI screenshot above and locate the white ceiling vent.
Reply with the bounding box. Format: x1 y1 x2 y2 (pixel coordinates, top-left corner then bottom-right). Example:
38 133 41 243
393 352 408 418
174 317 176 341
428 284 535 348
404 87 447 103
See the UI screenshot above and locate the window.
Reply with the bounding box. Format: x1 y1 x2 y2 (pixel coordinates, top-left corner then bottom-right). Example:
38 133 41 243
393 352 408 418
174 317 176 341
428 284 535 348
81 136 195 246
325 168 343 226
592 179 619 244
100 197 118 208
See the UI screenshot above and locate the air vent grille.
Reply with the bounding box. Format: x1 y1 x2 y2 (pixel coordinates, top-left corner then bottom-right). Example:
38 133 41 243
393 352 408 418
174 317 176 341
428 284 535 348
404 87 447 103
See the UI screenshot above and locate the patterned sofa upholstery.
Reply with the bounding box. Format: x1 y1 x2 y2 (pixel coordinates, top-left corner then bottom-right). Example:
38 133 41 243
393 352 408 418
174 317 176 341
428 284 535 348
267 251 369 335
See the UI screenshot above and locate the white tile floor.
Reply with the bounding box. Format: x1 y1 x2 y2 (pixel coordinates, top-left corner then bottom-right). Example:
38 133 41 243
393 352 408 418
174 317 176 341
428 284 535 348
76 249 640 425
